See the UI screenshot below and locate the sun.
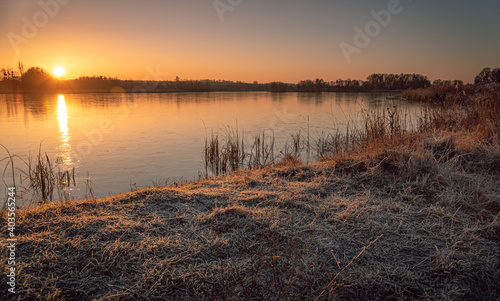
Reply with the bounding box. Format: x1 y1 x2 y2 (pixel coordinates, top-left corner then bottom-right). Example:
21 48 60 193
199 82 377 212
53 66 65 77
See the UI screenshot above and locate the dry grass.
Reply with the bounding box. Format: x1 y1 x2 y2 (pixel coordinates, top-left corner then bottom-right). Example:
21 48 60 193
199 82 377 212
1 136 499 300
1 86 499 300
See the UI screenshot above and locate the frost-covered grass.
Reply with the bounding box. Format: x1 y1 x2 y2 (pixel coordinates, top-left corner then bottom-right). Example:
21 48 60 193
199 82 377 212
1 134 499 300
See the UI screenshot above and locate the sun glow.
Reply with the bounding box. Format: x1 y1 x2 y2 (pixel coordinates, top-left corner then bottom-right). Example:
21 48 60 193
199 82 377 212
53 66 65 77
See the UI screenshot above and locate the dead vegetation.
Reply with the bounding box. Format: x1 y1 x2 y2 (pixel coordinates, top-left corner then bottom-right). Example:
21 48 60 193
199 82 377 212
1 137 499 300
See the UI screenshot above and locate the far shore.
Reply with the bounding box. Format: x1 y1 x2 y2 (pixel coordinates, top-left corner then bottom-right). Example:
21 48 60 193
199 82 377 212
0 89 406 95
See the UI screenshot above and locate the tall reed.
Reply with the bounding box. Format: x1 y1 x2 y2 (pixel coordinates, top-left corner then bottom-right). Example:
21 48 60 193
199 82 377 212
24 150 75 203
1 144 76 205
248 131 275 168
204 127 246 176
204 128 278 177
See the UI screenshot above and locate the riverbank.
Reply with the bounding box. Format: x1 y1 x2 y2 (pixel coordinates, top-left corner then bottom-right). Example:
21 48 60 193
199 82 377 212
1 127 499 300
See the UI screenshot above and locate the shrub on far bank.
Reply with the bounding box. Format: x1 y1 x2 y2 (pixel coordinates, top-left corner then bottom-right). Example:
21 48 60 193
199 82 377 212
403 67 500 105
402 83 476 104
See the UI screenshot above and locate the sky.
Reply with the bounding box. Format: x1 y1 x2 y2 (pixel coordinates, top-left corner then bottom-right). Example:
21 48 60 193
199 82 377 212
1 0 499 83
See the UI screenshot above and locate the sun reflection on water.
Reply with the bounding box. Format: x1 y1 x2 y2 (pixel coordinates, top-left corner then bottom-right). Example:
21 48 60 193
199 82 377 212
57 95 73 166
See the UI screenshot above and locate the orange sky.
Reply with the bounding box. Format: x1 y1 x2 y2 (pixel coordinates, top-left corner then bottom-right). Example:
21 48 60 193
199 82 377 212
1 0 499 83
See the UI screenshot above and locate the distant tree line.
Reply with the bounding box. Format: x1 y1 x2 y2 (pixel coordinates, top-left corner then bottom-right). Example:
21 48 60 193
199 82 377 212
1 63 499 95
269 73 432 93
0 66 268 93
0 64 269 93
267 69 500 93
70 77 267 92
